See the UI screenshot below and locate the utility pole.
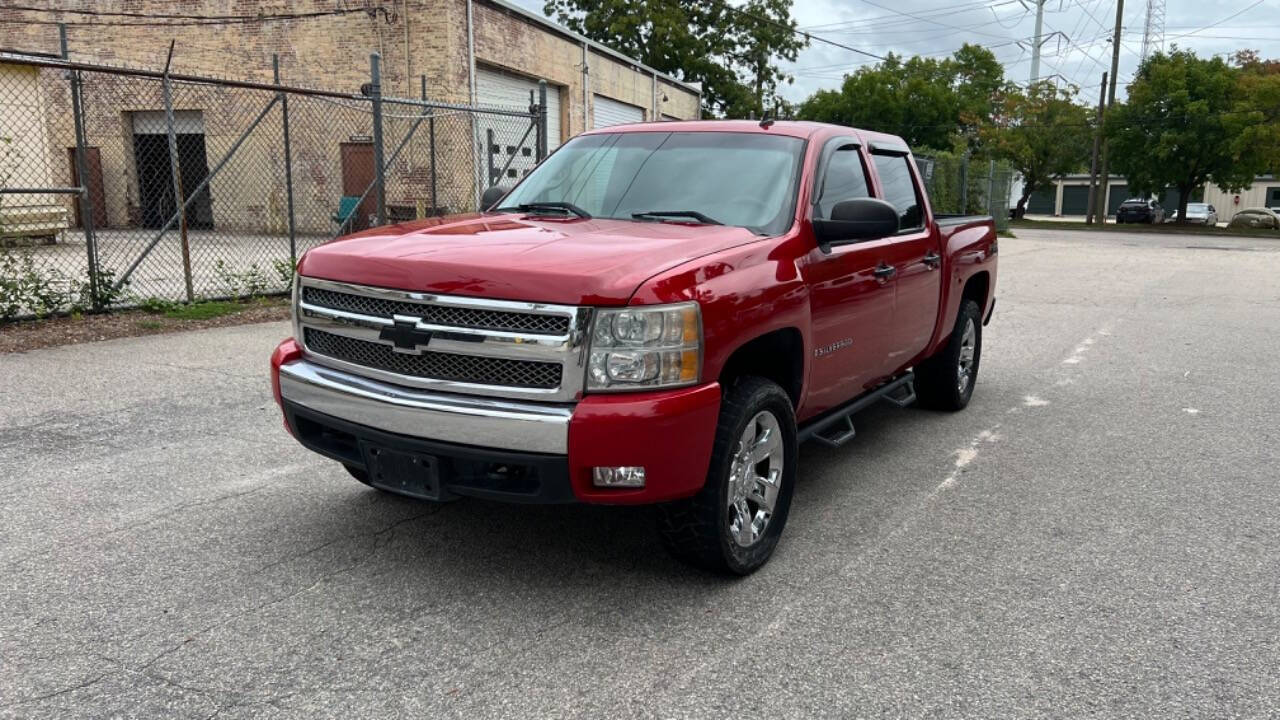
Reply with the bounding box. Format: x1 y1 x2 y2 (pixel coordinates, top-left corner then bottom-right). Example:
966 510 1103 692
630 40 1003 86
1086 71 1108 224
1095 0 1124 224
1030 0 1047 86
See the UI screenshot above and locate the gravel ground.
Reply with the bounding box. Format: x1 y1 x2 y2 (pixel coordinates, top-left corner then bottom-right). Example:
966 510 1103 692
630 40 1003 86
1 227 1278 718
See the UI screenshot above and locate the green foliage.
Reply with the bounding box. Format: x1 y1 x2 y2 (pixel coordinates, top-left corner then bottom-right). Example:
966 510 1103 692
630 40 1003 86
214 259 269 299
136 295 180 314
918 151 1014 223
0 250 65 320
75 267 128 312
796 45 1005 151
1107 49 1263 222
272 258 296 286
0 250 124 320
1229 50 1280 180
983 81 1093 214
161 300 248 321
543 0 807 118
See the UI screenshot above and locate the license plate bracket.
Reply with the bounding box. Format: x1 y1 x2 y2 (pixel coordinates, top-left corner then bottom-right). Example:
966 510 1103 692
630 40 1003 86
360 443 442 500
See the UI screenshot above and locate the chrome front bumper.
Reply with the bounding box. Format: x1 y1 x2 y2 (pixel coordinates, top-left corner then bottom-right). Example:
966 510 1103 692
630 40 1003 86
278 359 574 454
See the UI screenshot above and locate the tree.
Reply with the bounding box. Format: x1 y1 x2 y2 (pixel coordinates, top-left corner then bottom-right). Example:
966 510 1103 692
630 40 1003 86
542 0 807 118
794 45 1004 151
1229 50 1280 178
1106 49 1261 223
982 81 1092 217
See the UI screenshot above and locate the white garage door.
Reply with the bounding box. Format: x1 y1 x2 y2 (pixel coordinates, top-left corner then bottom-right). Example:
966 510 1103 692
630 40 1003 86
592 95 645 129
475 67 560 151
474 68 561 193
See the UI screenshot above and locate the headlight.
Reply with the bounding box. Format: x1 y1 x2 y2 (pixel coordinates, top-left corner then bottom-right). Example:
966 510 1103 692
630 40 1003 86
587 302 701 391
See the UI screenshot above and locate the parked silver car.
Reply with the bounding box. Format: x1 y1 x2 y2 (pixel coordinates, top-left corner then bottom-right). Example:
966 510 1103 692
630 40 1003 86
1167 202 1218 225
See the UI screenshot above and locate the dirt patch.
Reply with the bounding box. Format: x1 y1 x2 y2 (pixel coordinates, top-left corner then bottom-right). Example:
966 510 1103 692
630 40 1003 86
0 299 290 354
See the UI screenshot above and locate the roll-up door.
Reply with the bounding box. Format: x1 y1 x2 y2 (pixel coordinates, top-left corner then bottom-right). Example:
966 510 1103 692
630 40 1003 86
1062 185 1091 215
1026 187 1055 214
592 95 644 128
475 68 560 194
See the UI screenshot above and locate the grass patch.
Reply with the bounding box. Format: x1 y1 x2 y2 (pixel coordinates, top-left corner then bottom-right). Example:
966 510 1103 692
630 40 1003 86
162 300 252 321
1010 219 1280 239
135 319 165 330
997 230 1017 238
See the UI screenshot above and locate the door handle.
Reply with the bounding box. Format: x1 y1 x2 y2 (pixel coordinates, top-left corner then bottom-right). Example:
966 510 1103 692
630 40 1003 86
922 251 941 268
873 263 896 279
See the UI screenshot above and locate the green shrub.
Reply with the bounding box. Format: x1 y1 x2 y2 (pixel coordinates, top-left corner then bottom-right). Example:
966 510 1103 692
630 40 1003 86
214 259 270 299
0 250 72 320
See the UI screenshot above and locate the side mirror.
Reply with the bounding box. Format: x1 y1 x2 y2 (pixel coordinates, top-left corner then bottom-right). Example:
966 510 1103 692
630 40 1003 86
812 197 900 251
481 186 508 212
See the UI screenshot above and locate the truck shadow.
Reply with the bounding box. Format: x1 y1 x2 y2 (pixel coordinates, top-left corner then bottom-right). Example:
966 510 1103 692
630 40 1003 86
304 402 942 591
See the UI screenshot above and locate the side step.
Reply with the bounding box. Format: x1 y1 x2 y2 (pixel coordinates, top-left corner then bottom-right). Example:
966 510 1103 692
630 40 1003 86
797 372 916 448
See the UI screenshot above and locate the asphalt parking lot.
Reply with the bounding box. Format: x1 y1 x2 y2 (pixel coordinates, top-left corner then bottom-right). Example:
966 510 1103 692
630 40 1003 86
3 227 1278 718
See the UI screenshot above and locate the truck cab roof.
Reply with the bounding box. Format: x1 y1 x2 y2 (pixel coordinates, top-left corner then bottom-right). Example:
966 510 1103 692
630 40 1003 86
579 119 910 149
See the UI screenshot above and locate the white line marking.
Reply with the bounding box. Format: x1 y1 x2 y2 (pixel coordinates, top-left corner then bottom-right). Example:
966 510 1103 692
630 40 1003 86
934 427 1001 493
1182 407 1200 415
1023 395 1050 407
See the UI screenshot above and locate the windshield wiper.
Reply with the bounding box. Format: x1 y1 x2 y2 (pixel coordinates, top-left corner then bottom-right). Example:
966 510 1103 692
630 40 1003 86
496 202 591 219
631 210 723 225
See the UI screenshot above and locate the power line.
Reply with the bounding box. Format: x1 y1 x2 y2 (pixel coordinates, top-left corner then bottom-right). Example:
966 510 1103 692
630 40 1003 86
706 0 886 60
800 0 1010 31
805 1 1022 34
853 0 1019 40
1164 0 1268 41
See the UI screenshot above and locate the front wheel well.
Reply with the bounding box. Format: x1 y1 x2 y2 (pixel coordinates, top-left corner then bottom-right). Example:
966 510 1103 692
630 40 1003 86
718 328 804 408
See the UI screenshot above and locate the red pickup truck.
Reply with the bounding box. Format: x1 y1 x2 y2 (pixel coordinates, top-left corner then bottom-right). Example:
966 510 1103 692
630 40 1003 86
270 120 997 574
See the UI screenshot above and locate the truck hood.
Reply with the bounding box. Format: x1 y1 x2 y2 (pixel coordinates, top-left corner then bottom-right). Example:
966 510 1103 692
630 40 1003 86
297 213 763 305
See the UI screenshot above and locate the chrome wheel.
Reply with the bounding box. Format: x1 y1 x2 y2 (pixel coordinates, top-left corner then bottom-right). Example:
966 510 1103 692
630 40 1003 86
957 318 976 395
727 410 784 547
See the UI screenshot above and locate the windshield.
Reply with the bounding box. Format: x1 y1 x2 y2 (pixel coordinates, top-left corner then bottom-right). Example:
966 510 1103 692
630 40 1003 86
1187 204 1209 212
496 131 804 235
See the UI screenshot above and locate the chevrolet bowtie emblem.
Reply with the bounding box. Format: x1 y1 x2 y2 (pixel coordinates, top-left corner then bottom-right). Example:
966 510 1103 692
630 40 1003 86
379 317 433 354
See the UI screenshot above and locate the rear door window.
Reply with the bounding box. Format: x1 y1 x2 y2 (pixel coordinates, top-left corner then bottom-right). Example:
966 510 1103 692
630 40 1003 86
871 154 923 231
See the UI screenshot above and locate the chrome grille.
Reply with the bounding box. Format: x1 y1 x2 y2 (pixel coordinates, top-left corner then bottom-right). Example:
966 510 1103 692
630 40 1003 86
304 328 561 389
303 286 570 335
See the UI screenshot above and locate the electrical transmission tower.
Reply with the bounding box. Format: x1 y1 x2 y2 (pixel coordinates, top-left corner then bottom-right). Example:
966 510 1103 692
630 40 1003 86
1140 0 1165 63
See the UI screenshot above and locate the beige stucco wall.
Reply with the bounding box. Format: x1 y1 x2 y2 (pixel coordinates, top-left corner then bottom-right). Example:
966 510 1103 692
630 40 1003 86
0 62 68 236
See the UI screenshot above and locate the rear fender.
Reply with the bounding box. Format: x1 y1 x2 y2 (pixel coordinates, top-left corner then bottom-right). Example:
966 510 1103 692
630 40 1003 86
924 221 997 358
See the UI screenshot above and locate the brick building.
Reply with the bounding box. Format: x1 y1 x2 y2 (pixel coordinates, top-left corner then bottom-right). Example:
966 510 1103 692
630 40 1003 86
0 1 701 240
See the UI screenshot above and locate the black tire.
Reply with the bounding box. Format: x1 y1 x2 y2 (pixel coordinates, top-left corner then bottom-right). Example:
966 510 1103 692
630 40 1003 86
915 299 983 411
657 377 798 575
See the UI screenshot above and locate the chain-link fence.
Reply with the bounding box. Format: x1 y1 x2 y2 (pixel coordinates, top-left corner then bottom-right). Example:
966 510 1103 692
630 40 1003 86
0 48 546 320
915 153 1014 233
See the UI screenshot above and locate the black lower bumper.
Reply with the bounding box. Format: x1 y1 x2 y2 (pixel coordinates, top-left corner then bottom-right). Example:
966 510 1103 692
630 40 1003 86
283 400 576 504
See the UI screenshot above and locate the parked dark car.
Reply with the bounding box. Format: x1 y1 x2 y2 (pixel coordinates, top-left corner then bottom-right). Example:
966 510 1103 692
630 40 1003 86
1115 198 1165 224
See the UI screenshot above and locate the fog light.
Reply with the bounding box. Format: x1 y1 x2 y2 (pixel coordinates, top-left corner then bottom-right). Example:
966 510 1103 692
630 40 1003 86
592 466 646 488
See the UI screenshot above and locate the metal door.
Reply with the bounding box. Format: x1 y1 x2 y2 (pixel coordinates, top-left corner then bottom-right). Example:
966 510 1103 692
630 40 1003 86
340 142 375 230
67 146 107 228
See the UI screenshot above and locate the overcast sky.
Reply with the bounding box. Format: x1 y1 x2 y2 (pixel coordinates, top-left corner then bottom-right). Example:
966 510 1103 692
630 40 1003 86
509 0 1278 104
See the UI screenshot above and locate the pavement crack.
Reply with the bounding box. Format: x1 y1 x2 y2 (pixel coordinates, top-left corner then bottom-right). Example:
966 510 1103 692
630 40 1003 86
0 672 111 708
